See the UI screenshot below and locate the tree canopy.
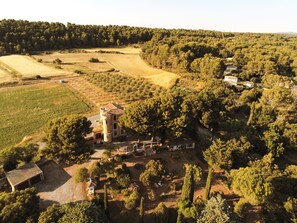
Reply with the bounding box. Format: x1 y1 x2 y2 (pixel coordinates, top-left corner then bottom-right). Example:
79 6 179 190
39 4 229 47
42 114 92 163
0 188 39 223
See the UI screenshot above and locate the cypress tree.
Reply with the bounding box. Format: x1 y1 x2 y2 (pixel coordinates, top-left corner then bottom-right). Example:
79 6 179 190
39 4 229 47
180 165 193 205
176 210 182 223
104 184 110 219
139 196 144 223
178 164 202 218
204 168 213 200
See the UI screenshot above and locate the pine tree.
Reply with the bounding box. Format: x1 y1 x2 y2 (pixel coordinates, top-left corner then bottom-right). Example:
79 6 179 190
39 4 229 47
139 196 144 223
204 168 212 200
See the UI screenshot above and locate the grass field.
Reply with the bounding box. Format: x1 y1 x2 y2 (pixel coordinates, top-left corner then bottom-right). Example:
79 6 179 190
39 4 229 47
0 83 91 149
0 55 69 79
34 47 179 88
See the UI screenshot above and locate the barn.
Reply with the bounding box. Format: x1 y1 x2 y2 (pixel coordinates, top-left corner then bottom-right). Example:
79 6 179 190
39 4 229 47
6 163 44 191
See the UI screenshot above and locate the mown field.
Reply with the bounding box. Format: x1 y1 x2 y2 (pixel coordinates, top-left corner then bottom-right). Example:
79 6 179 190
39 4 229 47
0 83 91 149
0 55 70 83
34 47 179 88
0 67 11 83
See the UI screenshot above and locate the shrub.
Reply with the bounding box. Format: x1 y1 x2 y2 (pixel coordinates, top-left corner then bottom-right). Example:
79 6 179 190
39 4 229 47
74 69 84 74
89 57 100 63
234 198 250 219
116 173 131 188
53 58 62 64
124 190 140 210
74 167 89 183
153 202 168 223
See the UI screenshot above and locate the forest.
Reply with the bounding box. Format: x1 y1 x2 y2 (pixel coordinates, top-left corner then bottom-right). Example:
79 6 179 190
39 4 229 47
0 19 297 223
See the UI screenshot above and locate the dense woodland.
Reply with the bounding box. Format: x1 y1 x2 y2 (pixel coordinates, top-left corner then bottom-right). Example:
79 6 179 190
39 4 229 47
0 19 297 223
0 19 155 55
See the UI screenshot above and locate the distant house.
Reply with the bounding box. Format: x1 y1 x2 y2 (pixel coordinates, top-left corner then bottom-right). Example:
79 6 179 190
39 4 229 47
87 178 96 196
224 65 238 75
168 140 196 152
226 65 238 71
224 76 238 86
118 146 134 155
6 163 44 191
242 81 255 88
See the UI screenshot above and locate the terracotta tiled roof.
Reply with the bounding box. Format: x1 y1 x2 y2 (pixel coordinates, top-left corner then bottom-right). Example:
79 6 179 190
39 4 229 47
103 103 124 115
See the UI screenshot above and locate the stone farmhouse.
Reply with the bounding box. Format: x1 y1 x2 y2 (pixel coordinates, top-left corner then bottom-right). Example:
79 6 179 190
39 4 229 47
224 76 238 86
88 103 126 143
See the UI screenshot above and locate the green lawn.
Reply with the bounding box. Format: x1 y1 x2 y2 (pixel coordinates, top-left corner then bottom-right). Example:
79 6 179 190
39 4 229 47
0 83 91 149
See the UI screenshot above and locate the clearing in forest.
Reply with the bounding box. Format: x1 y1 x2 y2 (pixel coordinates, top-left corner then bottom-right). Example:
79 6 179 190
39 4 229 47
34 47 179 88
0 83 91 149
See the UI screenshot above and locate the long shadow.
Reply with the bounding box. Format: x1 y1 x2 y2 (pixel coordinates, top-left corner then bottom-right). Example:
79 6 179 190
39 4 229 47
35 161 71 193
61 62 75 65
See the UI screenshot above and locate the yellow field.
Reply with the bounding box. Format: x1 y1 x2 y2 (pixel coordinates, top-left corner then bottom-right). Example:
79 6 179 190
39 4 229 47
0 67 11 83
35 47 179 88
87 47 141 54
0 55 69 78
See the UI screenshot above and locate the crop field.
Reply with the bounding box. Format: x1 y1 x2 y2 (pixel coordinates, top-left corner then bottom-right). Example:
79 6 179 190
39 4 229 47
0 55 69 78
0 83 91 149
66 76 129 107
34 47 179 88
84 72 165 103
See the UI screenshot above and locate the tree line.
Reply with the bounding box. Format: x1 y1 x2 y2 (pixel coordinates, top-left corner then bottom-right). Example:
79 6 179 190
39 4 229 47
141 32 297 81
0 19 155 55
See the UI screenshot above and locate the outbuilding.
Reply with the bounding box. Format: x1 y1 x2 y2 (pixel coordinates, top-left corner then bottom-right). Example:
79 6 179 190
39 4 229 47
6 163 44 191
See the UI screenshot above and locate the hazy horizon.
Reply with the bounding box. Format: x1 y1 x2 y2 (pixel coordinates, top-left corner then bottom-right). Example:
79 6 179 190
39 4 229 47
1 0 297 33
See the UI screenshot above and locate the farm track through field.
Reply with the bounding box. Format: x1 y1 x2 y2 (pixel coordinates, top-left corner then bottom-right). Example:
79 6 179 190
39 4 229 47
0 60 18 75
65 76 128 108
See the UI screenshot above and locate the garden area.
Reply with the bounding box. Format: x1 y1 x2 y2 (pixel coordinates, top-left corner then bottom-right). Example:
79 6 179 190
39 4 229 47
74 148 235 223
